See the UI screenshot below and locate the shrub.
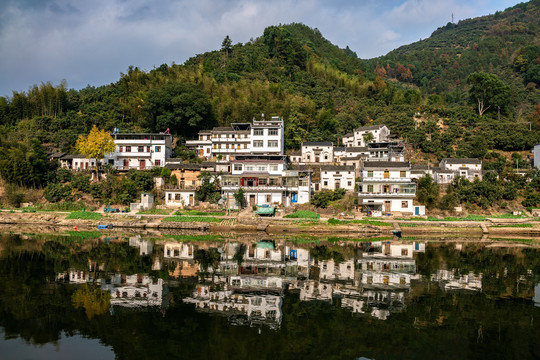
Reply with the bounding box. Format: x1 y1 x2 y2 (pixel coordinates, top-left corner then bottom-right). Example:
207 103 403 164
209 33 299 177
284 210 320 219
56 168 73 183
66 211 102 220
71 173 91 192
44 183 72 202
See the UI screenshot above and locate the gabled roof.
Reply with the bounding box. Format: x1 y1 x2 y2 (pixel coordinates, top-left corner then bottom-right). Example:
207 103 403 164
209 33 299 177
411 164 432 170
343 133 354 138
333 147 345 152
363 161 410 169
165 163 204 171
302 141 333 146
355 124 387 132
440 158 481 165
345 146 369 152
320 165 355 172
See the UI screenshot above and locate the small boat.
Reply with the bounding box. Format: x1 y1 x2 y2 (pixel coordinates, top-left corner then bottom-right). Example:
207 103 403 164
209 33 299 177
97 224 114 230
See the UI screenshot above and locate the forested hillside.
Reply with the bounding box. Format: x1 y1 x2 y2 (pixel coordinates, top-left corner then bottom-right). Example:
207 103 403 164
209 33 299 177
1 1 540 177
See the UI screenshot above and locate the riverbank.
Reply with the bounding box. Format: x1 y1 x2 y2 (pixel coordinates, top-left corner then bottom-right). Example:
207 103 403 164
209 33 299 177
2 210 540 237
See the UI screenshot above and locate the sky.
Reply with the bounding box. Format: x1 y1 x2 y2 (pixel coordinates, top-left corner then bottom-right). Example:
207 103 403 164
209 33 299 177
0 0 524 97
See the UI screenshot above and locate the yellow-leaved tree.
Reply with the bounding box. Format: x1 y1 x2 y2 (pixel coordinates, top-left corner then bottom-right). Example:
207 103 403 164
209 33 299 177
75 125 115 181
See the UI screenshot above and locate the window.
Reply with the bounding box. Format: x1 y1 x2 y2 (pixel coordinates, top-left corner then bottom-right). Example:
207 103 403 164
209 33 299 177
119 146 123 152
126 146 131 152
268 140 278 147
147 146 150 152
155 160 161 166
324 155 328 160
246 166 254 171
323 181 328 186
175 194 181 200
253 140 263 148
401 248 408 256
138 146 144 152
213 144 216 149
348 181 352 187
400 171 406 178
244 144 248 149
270 165 278 172
401 201 408 208
367 170 373 177
254 129 264 136
269 129 278 136
266 195 271 202
367 184 373 192
234 164 242 171
155 146 161 152
258 166 266 171
384 170 390 179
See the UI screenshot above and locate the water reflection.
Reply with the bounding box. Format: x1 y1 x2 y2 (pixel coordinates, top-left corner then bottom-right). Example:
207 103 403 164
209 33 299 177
0 232 539 359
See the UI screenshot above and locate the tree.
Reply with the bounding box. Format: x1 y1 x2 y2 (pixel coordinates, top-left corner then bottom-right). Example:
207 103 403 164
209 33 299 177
466 72 510 117
221 35 232 56
233 188 246 208
75 125 115 180
362 132 374 144
416 174 439 209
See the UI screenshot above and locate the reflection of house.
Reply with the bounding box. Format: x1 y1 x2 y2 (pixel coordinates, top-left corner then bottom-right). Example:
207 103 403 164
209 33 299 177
101 274 166 307
167 260 198 278
129 236 153 256
432 270 482 292
56 270 92 283
318 259 355 282
164 242 195 259
183 284 283 329
300 280 333 302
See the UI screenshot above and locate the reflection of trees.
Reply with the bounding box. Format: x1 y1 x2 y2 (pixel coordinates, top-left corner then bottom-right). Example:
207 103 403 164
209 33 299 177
71 284 111 319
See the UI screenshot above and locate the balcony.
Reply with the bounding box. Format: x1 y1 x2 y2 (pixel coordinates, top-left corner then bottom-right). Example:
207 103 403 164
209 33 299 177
361 177 412 182
358 190 416 197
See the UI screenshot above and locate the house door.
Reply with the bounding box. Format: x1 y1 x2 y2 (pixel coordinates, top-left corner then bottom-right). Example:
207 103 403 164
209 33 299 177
189 194 194 206
384 200 391 214
384 170 390 179
315 156 319 162
334 180 340 189
415 206 420 215
249 195 256 206
139 160 146 170
123 159 129 170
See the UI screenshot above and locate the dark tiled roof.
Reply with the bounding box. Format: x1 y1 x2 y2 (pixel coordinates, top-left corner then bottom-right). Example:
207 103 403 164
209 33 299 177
363 161 410 169
343 133 354 138
320 165 355 171
212 126 234 132
345 147 368 152
288 150 301 156
411 164 432 170
441 158 481 164
60 154 86 160
333 147 345 152
303 141 333 146
166 163 203 170
355 124 386 131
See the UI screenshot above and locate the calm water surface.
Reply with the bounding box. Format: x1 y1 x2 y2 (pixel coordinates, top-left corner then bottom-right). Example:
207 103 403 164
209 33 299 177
0 231 539 359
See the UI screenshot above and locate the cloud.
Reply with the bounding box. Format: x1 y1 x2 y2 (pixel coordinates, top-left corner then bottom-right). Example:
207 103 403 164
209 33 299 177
0 0 523 97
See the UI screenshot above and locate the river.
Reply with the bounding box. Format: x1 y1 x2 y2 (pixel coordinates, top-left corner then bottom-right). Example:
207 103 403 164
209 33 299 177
0 231 538 359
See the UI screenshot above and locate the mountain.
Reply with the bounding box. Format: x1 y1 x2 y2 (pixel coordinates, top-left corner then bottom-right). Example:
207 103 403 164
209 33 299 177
0 3 539 161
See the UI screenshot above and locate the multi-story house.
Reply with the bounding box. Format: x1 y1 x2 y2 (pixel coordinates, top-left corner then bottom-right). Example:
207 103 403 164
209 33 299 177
367 141 405 161
185 116 284 161
436 158 482 183
342 125 390 147
319 165 356 192
358 161 416 216
103 132 173 170
220 155 311 208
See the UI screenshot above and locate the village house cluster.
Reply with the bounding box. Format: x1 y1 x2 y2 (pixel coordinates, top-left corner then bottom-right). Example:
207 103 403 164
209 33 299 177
49 116 490 216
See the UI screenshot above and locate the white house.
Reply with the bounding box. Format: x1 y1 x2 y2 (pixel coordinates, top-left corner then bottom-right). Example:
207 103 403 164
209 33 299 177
221 155 311 207
436 158 482 183
358 161 416 216
533 144 540 169
319 165 356 191
104 132 173 170
185 116 285 161
301 141 334 163
164 189 197 208
344 125 390 147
